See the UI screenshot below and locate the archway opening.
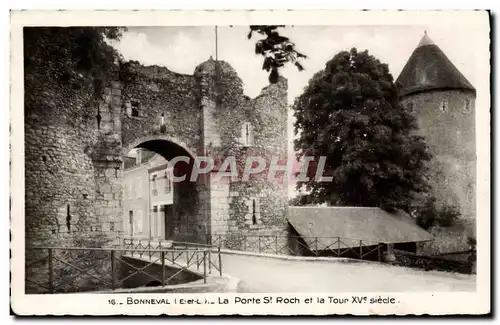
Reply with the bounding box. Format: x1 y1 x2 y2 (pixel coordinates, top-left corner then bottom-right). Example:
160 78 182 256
121 139 207 244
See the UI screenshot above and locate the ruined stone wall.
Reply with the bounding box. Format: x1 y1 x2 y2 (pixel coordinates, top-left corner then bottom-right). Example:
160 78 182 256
121 65 201 153
401 89 476 233
25 81 123 293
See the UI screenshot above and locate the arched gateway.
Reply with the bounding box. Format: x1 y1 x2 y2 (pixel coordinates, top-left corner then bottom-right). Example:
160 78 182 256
24 58 289 292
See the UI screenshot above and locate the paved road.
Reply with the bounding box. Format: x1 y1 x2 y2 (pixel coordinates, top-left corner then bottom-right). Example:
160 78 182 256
219 253 476 293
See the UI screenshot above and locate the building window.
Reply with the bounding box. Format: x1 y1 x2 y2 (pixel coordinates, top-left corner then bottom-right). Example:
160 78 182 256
164 172 171 194
128 210 134 235
131 101 140 117
136 177 142 198
127 183 132 200
124 183 129 200
132 181 138 199
240 122 254 147
151 174 158 196
152 206 158 238
135 210 143 235
440 99 448 112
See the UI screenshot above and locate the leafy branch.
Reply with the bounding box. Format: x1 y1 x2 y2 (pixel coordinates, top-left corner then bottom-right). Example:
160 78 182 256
248 25 307 83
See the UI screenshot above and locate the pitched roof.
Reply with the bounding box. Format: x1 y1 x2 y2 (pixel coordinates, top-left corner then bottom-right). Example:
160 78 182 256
396 32 475 97
287 206 433 249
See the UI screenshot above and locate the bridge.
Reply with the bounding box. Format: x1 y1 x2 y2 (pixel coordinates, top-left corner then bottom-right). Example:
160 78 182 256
26 236 476 294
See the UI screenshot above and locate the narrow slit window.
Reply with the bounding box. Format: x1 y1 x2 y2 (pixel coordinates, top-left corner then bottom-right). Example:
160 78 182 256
252 199 257 225
241 122 254 147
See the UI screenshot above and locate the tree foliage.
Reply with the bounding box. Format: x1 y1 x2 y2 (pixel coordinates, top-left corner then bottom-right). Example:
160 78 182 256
415 197 461 230
24 27 127 125
248 25 307 83
293 48 432 211
289 194 322 206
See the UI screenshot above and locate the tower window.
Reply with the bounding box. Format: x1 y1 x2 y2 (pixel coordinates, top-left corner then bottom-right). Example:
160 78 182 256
465 99 471 112
440 99 448 112
131 101 140 117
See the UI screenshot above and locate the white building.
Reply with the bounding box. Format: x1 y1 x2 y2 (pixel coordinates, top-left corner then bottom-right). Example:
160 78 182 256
122 149 174 240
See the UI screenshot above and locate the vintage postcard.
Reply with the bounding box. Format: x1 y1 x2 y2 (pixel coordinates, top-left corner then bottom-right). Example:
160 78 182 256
10 10 491 316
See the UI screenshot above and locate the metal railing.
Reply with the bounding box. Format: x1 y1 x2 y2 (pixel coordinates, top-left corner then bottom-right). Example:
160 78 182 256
207 233 384 261
25 244 222 294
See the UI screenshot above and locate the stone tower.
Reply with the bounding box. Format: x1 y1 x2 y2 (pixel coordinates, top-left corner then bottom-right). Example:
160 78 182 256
193 58 289 248
397 32 476 233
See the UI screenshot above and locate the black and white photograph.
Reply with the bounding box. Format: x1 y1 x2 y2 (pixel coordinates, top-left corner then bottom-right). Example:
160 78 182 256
10 10 490 315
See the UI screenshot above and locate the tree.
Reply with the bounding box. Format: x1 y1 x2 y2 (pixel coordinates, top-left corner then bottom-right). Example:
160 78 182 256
293 48 432 211
247 25 307 83
24 27 127 125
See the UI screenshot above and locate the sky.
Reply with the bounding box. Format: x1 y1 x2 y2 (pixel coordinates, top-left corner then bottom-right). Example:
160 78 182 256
112 25 479 197
112 25 477 100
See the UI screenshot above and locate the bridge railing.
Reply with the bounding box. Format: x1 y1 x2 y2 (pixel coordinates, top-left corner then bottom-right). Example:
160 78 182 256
25 245 221 294
118 237 222 277
207 233 384 261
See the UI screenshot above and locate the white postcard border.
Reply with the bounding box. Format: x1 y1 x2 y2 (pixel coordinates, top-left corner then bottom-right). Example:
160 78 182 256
10 9 491 315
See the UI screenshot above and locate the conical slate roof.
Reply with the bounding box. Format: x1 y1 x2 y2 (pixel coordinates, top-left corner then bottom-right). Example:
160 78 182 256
396 32 475 97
